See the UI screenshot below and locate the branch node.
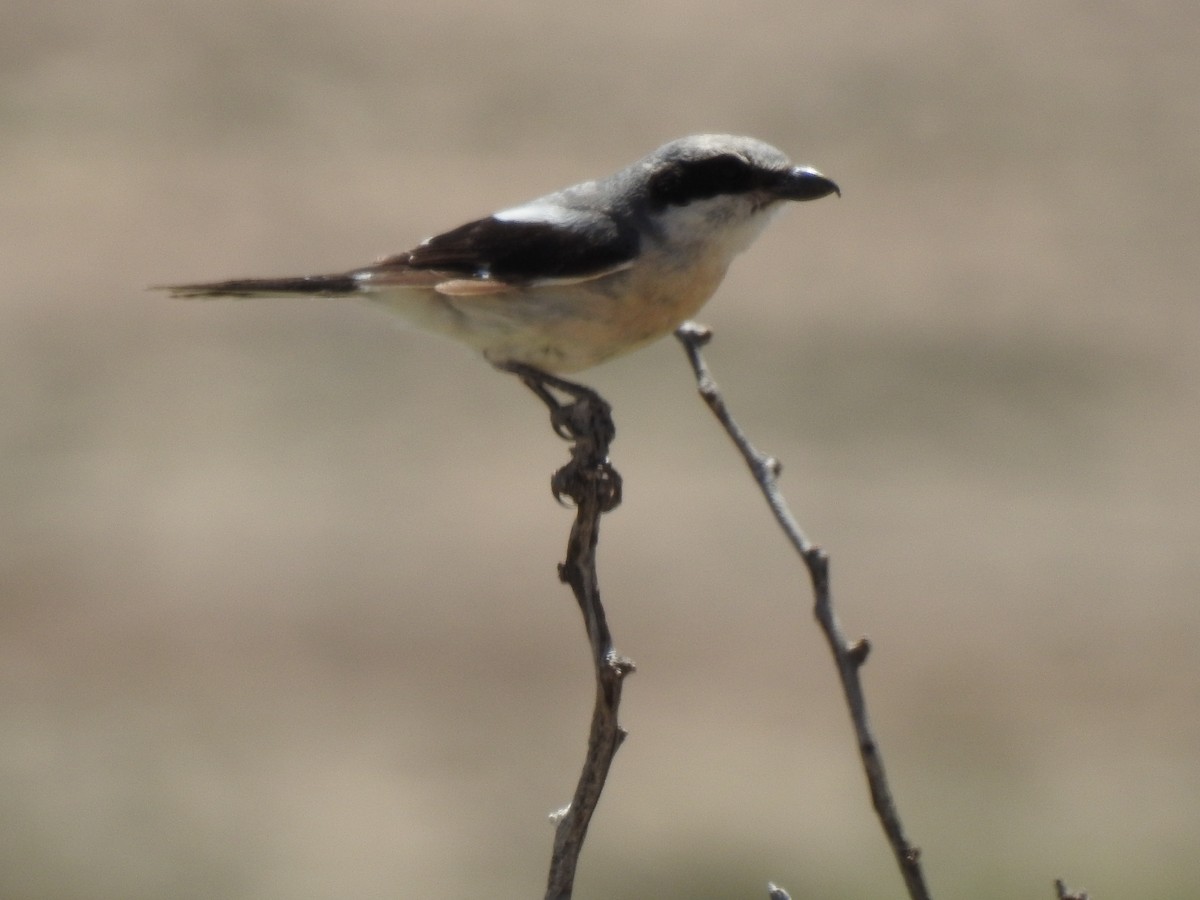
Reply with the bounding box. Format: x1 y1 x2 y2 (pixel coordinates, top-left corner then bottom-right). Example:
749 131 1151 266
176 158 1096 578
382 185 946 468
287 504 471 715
804 547 830 594
1055 878 1089 900
848 637 872 666
675 320 713 346
607 654 637 677
548 805 570 825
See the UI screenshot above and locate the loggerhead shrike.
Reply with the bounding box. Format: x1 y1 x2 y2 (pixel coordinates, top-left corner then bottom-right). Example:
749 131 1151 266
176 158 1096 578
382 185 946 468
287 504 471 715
161 135 838 374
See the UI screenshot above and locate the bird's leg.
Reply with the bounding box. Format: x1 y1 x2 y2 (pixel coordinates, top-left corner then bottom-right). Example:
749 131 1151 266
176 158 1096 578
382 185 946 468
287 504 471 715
498 363 615 444
498 362 621 511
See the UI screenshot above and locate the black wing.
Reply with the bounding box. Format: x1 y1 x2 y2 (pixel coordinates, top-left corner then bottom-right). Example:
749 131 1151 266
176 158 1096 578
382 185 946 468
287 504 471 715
378 208 640 284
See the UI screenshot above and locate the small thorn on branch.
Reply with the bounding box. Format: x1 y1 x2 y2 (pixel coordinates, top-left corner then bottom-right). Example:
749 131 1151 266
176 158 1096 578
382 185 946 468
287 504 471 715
848 637 872 665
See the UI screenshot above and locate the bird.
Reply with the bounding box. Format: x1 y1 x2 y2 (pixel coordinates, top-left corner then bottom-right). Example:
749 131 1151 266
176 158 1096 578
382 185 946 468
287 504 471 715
159 135 838 375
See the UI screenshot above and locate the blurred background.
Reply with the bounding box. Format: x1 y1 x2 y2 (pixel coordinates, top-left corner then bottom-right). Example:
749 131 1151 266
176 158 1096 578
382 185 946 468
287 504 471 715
3 1 1198 897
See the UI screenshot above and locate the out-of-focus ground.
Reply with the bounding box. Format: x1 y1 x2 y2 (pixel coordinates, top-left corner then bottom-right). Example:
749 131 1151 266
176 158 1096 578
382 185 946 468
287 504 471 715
3 2 1198 897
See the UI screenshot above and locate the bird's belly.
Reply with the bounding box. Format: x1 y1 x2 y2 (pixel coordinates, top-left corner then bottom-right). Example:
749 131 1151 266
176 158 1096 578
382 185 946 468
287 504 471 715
368 258 728 374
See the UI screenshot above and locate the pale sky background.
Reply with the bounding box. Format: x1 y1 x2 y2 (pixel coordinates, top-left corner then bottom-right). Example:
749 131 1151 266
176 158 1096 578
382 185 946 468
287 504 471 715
3 2 1199 898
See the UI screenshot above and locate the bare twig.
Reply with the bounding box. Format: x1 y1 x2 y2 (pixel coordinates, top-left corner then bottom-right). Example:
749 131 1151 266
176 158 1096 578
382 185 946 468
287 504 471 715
674 323 932 900
502 363 635 900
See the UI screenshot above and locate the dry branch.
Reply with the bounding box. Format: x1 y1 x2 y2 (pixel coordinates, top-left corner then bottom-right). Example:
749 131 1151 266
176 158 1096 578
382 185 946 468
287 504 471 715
503 363 635 900
674 322 932 900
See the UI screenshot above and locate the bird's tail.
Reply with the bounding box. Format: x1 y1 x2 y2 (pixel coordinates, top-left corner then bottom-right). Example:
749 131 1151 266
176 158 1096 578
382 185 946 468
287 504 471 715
154 273 361 298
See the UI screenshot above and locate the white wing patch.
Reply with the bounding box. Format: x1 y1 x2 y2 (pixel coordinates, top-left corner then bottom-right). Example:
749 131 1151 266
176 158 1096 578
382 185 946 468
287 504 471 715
493 202 581 226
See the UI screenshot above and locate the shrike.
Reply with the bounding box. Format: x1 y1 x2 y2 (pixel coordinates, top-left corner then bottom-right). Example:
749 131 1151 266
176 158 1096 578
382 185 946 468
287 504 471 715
161 135 838 374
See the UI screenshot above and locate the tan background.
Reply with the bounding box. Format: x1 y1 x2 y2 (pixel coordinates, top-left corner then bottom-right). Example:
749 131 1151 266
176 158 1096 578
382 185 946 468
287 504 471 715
3 1 1198 897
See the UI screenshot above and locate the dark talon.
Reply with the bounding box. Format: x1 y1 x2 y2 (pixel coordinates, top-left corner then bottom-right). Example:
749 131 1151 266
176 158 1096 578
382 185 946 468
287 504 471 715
499 362 616 444
499 361 621 511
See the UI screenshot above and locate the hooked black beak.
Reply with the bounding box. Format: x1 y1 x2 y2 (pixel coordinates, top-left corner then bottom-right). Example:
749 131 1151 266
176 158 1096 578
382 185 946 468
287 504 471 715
778 166 840 201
